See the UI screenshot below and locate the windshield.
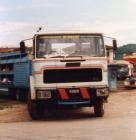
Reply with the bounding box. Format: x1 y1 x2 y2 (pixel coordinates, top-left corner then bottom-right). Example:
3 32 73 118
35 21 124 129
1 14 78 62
36 35 105 58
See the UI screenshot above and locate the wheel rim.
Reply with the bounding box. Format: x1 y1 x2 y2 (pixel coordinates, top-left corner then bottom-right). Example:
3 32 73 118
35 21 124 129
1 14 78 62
16 92 20 100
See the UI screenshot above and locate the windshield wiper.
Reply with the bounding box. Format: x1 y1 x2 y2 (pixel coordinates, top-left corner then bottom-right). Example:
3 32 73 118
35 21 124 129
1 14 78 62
66 55 83 58
48 55 66 58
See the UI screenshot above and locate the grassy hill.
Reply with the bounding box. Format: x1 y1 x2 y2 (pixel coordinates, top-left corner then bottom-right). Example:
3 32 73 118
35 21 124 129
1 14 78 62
115 44 136 60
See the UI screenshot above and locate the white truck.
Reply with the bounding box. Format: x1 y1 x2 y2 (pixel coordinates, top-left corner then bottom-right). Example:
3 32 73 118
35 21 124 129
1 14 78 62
20 32 117 119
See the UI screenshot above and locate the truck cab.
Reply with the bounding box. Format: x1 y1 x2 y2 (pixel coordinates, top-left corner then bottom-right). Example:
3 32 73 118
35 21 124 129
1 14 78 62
24 32 117 119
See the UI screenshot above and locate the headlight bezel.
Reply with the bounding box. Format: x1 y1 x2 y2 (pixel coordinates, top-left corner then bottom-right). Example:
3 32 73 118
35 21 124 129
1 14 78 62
36 90 52 99
96 88 109 96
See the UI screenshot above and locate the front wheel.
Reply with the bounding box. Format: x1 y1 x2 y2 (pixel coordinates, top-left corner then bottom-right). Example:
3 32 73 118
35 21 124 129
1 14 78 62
27 93 44 120
94 99 104 117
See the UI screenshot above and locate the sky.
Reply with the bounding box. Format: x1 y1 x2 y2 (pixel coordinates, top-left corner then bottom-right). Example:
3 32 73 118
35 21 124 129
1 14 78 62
0 0 136 47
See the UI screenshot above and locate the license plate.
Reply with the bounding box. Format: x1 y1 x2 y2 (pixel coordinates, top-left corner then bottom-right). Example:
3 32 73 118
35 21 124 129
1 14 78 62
69 89 80 94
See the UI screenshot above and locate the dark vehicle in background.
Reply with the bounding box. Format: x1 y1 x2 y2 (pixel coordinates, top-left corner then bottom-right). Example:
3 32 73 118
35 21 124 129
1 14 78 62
117 64 129 80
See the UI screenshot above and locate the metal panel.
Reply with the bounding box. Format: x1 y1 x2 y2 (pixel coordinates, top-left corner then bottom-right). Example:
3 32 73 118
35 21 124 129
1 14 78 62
14 62 30 88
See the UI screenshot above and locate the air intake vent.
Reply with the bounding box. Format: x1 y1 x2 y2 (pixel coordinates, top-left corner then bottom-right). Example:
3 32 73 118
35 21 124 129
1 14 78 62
43 68 102 83
66 63 80 67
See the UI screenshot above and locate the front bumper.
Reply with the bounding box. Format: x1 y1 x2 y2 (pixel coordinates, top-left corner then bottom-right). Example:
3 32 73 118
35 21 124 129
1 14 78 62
34 87 109 106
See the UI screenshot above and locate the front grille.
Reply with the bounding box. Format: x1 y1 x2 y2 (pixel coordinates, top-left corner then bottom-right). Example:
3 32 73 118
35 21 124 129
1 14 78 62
43 68 102 83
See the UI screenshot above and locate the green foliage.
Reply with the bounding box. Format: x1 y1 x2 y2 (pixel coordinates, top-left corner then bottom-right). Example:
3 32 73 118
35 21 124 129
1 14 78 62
115 44 136 60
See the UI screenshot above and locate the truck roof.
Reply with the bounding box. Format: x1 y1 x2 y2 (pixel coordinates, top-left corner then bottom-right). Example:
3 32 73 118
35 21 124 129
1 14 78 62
34 32 103 37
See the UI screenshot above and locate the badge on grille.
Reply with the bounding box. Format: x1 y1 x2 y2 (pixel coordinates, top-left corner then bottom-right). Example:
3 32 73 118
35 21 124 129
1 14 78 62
69 89 80 94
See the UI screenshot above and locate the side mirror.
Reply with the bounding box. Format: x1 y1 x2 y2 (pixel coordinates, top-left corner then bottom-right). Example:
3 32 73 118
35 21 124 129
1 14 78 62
20 41 26 53
113 40 117 51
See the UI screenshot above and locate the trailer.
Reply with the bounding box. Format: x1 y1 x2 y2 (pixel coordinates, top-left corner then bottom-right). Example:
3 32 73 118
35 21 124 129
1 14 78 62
0 32 117 119
0 51 31 100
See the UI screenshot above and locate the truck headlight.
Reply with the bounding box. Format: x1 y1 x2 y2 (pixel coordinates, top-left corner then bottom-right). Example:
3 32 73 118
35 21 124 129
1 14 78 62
36 90 51 99
97 88 109 96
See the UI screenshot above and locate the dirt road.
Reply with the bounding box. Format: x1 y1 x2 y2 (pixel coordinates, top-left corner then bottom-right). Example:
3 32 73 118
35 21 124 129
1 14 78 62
0 90 136 140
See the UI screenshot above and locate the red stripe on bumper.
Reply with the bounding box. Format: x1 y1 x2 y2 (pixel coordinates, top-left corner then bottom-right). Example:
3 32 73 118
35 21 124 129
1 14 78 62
80 88 90 99
58 89 69 100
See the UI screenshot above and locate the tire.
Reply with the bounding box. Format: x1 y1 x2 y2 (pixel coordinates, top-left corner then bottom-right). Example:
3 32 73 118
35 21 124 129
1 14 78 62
27 93 44 120
8 88 16 99
94 98 104 117
15 89 27 101
15 90 22 101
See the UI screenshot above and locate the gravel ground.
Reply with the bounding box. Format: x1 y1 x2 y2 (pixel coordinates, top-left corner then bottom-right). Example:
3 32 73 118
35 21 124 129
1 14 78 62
0 90 136 140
